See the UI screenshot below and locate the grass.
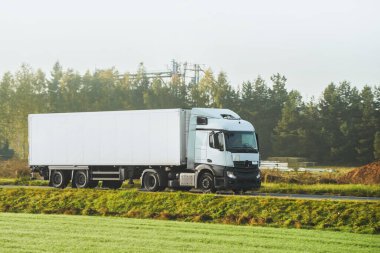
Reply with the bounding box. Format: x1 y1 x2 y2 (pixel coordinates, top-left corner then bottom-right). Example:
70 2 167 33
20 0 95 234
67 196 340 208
0 188 379 234
1 178 379 197
259 183 380 197
0 212 379 253
0 178 48 186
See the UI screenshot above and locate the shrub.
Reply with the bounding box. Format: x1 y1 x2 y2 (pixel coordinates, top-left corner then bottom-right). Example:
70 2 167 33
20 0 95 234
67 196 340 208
0 188 378 234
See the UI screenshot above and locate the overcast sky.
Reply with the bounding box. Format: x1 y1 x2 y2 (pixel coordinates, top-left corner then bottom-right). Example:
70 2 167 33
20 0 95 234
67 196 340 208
0 0 379 98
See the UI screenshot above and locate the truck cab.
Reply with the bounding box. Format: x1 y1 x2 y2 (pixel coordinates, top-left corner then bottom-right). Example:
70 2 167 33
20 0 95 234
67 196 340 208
186 108 261 193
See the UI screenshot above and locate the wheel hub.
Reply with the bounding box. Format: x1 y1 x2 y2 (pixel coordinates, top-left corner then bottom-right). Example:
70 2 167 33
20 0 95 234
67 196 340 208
77 174 86 186
147 175 156 188
53 173 62 185
201 178 210 189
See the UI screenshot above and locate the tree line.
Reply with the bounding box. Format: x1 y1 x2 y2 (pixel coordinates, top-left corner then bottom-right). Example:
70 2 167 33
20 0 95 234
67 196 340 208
0 62 379 165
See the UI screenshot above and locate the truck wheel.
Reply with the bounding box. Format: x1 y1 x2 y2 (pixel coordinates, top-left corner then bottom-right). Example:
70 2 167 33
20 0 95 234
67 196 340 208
102 180 123 189
143 172 160 192
198 172 216 193
50 170 69 188
73 171 89 188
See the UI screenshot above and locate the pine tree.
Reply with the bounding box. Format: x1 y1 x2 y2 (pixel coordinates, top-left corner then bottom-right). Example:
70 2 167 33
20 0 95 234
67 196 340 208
374 132 380 160
272 90 305 157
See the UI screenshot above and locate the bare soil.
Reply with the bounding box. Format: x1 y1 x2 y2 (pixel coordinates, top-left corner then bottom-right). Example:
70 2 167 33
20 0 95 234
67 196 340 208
339 161 380 185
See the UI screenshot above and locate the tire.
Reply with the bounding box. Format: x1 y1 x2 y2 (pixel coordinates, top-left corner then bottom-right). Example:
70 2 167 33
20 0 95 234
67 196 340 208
102 180 123 189
50 170 69 189
73 171 89 188
143 171 160 192
198 172 216 193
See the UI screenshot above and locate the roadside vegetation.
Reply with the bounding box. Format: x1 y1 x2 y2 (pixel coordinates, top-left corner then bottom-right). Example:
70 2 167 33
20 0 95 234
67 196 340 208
0 160 29 178
0 188 378 234
2 160 379 198
1 178 379 197
1 212 379 253
260 183 380 197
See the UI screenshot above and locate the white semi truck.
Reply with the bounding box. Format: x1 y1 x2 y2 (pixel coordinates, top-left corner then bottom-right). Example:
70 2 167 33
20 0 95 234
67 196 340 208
29 108 261 192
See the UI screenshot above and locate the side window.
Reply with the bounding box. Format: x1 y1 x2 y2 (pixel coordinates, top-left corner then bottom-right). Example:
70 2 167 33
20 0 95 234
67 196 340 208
216 133 224 151
209 132 224 151
209 134 215 148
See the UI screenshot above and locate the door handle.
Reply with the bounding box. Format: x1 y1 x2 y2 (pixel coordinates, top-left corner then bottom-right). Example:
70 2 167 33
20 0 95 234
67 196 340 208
207 159 212 163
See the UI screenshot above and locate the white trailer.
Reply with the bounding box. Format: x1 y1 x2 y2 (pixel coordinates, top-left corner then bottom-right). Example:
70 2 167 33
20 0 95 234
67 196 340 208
29 108 261 192
29 109 187 166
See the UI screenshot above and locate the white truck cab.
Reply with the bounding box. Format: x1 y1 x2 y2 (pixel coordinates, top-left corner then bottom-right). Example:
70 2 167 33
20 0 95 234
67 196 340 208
185 108 261 192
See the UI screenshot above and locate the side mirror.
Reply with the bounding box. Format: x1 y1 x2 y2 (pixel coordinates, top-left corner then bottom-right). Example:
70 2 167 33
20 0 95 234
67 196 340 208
216 132 224 151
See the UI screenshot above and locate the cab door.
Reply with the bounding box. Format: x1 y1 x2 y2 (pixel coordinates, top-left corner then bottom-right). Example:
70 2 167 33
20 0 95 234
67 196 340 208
206 131 226 166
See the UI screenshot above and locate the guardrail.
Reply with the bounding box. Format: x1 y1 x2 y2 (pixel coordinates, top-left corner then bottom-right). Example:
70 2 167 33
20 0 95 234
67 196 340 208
260 161 334 173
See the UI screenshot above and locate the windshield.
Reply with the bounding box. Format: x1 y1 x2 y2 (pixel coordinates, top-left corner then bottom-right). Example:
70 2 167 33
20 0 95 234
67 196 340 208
225 131 258 153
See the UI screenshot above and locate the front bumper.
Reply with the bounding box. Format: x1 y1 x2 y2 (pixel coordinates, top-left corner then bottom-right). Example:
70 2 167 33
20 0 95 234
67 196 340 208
214 167 261 190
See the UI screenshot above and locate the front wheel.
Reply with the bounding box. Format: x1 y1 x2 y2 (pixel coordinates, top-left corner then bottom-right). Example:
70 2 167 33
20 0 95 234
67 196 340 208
198 172 216 193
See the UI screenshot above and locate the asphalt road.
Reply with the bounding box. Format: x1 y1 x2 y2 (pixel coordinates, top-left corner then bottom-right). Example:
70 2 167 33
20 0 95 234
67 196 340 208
1 185 379 201
226 192 380 201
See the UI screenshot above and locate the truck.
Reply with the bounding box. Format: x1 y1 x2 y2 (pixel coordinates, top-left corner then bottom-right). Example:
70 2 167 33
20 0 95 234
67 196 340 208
29 108 261 193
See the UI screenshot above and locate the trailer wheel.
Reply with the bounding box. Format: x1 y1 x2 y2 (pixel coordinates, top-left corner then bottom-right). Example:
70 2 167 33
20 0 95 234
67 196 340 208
73 171 89 188
102 180 123 189
143 172 160 192
50 170 69 188
198 172 216 193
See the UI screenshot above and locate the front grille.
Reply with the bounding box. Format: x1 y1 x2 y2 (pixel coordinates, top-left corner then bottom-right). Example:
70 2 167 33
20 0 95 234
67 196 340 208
233 160 258 169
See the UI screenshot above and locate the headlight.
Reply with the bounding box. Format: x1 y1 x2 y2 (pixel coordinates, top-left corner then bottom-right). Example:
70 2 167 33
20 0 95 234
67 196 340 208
256 172 261 179
227 171 236 179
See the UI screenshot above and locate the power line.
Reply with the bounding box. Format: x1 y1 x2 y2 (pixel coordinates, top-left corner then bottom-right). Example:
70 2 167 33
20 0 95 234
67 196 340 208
118 60 205 85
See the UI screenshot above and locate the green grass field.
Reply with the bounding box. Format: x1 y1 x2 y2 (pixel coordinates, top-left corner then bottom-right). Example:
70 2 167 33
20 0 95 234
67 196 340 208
0 213 379 253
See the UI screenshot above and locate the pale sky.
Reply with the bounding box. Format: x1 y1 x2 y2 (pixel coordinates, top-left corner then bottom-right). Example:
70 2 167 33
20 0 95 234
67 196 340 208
0 0 379 98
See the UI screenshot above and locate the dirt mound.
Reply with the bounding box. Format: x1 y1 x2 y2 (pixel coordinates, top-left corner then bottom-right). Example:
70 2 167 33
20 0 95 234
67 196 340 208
339 161 380 184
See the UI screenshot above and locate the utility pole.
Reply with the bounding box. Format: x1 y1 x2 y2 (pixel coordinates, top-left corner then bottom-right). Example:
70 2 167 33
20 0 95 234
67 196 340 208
118 60 205 85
